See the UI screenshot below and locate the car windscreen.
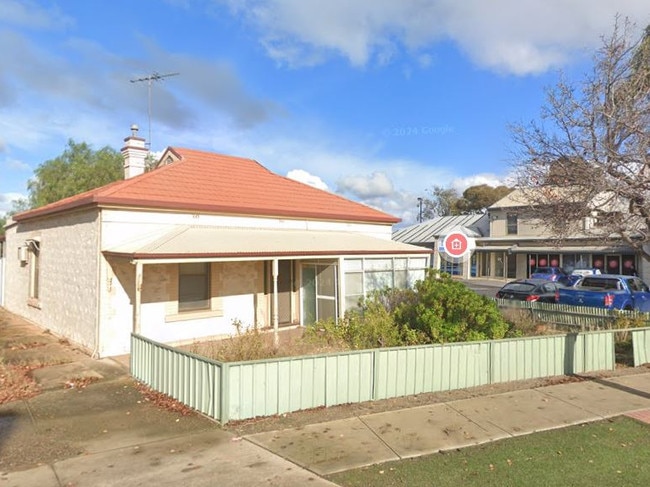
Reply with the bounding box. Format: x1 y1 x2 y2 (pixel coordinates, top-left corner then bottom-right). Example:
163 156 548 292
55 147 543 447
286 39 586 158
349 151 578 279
501 283 536 292
581 278 620 290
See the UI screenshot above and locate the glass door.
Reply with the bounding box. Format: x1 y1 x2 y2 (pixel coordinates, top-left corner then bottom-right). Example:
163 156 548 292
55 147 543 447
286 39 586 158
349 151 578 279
302 263 338 325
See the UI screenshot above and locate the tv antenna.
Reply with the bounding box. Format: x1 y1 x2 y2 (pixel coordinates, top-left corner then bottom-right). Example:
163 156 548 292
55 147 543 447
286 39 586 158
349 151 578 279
130 71 179 149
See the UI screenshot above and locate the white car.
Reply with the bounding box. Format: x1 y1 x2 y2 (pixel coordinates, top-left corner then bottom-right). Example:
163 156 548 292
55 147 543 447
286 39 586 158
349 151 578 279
571 268 602 277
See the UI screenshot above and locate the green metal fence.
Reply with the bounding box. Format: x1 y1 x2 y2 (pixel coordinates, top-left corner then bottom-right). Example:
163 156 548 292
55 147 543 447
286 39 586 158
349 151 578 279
495 299 650 330
130 336 223 419
131 325 650 424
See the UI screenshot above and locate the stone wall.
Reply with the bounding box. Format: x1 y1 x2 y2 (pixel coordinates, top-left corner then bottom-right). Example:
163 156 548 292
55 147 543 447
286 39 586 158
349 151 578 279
4 210 100 352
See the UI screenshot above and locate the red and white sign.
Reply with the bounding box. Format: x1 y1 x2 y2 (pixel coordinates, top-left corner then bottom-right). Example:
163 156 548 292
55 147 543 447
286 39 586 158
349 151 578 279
443 232 469 258
439 228 476 262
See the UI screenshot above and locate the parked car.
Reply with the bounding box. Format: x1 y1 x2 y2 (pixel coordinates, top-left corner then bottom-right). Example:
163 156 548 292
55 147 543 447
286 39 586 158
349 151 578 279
570 267 602 277
496 279 565 303
566 267 602 286
530 266 571 284
557 274 650 311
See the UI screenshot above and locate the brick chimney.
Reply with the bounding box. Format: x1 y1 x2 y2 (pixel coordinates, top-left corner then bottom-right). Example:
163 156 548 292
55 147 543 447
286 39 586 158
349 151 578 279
121 124 148 179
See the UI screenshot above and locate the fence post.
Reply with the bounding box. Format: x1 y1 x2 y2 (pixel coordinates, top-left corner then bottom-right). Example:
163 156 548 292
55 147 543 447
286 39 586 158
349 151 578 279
220 362 229 425
488 340 494 384
529 301 535 325
372 348 380 401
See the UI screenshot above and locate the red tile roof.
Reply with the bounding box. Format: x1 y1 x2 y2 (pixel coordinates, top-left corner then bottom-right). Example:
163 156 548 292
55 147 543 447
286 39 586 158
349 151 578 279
13 148 400 224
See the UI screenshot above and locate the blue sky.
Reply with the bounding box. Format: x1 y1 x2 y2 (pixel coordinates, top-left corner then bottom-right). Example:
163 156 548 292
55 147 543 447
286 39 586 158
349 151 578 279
1 0 649 224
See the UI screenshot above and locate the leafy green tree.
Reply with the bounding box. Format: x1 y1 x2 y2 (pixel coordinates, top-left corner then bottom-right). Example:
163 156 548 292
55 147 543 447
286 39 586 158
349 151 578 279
27 140 123 208
456 184 513 214
0 215 5 236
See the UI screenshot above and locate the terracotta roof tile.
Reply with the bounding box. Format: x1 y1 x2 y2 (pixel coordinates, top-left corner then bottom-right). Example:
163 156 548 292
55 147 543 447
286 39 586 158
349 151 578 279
14 148 399 224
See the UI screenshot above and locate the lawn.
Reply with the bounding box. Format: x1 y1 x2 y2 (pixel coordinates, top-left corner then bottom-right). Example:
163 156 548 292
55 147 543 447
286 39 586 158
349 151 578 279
327 417 650 487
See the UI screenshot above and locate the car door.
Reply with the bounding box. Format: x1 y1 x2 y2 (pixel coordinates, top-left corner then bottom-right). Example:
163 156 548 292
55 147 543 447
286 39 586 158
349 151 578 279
629 277 650 311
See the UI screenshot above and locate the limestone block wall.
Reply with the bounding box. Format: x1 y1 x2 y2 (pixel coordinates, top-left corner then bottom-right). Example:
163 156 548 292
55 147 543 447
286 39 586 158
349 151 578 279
4 210 100 352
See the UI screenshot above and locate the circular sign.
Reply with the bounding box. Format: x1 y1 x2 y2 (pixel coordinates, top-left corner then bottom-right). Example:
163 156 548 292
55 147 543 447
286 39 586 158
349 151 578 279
443 232 469 258
438 228 476 263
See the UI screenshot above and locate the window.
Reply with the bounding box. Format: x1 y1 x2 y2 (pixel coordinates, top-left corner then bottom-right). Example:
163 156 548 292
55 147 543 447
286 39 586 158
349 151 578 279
506 213 518 235
29 245 40 300
342 257 428 311
178 262 210 312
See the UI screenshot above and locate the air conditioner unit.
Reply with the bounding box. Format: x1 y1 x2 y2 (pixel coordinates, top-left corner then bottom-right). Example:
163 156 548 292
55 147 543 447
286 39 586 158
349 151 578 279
18 246 27 263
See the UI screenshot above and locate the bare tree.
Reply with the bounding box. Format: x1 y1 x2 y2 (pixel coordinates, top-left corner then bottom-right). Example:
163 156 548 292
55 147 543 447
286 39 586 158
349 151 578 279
510 18 650 261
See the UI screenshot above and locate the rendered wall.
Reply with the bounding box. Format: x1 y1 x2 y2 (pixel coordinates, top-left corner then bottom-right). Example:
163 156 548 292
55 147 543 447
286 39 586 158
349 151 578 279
100 258 266 356
100 209 394 249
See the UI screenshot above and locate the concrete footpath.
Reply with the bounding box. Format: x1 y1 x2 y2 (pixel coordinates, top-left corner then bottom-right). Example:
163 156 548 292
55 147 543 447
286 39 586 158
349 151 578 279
2 309 650 485
0 311 336 487
246 373 650 476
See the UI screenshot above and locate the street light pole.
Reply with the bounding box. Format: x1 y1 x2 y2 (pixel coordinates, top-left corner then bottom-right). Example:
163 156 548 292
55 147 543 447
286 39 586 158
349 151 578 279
417 197 423 223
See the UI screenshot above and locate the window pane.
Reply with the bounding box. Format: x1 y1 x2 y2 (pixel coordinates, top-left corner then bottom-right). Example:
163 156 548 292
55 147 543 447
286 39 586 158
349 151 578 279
302 265 317 325
394 270 408 288
408 269 425 286
30 250 40 299
345 272 363 295
345 296 362 310
344 259 363 272
179 262 209 311
317 298 336 322
507 213 518 235
317 265 336 296
366 271 392 292
365 259 392 271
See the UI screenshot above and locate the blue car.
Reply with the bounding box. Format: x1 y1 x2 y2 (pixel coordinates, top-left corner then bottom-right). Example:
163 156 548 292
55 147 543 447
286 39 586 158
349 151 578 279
530 266 571 285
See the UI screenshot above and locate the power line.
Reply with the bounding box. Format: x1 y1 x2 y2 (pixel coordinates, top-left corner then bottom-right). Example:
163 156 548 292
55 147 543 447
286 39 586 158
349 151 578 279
130 72 179 149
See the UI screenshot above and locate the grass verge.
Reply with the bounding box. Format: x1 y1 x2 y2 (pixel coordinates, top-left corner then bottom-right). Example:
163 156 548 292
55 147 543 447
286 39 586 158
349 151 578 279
327 417 650 487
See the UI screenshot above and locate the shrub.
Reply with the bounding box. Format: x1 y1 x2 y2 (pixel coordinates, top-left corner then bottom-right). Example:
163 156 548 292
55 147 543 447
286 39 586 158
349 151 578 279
305 289 423 350
501 307 553 337
610 312 648 343
190 319 278 362
394 271 509 343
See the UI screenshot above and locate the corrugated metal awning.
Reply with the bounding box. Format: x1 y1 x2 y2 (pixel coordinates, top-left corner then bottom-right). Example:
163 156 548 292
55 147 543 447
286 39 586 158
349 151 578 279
475 244 633 253
103 225 432 262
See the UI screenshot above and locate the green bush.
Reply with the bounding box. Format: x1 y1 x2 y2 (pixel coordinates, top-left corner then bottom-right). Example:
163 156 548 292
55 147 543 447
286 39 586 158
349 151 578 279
305 290 423 349
307 272 508 348
394 271 509 343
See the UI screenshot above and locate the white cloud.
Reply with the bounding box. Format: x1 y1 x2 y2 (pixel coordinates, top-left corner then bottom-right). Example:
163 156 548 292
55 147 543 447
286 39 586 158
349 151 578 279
221 0 650 74
337 172 393 198
286 169 329 190
450 173 511 193
0 192 25 216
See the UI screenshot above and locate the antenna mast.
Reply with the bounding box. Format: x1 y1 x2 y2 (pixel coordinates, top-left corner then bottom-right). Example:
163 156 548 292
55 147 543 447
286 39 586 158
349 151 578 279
130 72 179 149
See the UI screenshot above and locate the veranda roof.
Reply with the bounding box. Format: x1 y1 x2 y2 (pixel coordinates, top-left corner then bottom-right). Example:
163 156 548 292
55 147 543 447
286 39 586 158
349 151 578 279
103 225 431 262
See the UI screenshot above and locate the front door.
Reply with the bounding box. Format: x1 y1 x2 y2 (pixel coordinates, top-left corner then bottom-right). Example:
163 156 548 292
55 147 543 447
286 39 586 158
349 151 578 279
301 263 338 326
